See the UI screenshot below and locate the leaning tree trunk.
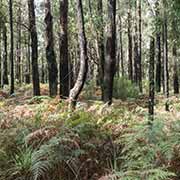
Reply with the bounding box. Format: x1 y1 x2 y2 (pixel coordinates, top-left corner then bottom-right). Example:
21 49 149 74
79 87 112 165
3 24 8 85
28 0 40 96
173 43 179 94
149 37 155 122
9 0 14 95
44 0 58 97
128 0 133 81
69 0 88 109
59 0 69 98
103 0 116 104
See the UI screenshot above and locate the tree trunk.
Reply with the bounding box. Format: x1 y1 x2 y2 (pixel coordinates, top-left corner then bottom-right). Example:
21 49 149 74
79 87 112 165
28 0 40 96
103 0 116 104
16 5 22 84
155 0 161 93
3 24 8 85
59 0 69 98
9 0 14 95
69 0 88 109
173 44 179 94
97 0 105 99
44 0 58 97
163 8 169 111
128 0 133 81
138 0 142 92
149 37 155 122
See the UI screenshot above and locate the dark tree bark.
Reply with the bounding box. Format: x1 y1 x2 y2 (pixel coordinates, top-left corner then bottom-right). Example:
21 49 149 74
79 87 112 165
173 44 179 94
155 0 161 93
9 0 14 95
69 0 88 109
163 9 169 111
149 37 155 122
44 0 58 97
97 0 105 99
59 0 69 98
28 0 40 96
128 0 133 81
103 0 116 104
3 24 8 85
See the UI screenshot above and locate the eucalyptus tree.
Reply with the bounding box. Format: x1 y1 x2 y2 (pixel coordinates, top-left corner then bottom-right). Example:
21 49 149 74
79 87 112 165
69 0 88 108
59 0 69 98
103 0 116 104
28 0 40 96
44 0 58 97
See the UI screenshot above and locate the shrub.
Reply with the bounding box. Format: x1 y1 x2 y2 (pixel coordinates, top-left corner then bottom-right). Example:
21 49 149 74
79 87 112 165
113 77 139 100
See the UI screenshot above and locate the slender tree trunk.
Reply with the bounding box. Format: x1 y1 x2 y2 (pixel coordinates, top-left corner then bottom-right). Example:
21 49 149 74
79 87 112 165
3 24 8 85
149 37 155 122
173 44 179 94
97 0 105 100
119 15 124 77
59 0 69 98
16 5 21 84
155 0 161 93
25 34 31 84
0 29 2 88
103 0 116 104
44 0 58 97
28 0 40 96
163 8 169 111
69 0 88 109
9 0 14 95
128 0 133 81
138 0 142 92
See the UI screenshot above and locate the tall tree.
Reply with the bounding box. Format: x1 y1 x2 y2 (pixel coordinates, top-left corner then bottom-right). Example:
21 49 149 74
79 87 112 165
155 0 161 93
97 0 105 99
138 0 142 92
163 2 169 111
173 43 179 94
59 0 69 98
149 37 155 122
128 0 133 81
9 0 14 95
69 0 88 108
28 0 40 96
16 4 22 84
44 0 58 97
103 0 116 104
3 24 8 85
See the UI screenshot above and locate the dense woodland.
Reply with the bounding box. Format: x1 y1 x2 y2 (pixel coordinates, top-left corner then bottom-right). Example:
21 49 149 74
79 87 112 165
0 0 180 179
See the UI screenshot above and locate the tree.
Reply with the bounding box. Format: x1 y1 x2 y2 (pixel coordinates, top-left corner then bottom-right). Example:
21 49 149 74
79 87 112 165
149 37 155 122
69 0 88 109
28 0 40 96
103 0 116 104
59 0 69 98
9 0 14 95
128 0 133 81
3 24 8 85
44 0 58 97
162 2 169 111
155 0 161 93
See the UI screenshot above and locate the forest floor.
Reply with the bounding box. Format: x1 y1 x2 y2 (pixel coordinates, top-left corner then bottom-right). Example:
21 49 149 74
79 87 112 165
0 84 180 180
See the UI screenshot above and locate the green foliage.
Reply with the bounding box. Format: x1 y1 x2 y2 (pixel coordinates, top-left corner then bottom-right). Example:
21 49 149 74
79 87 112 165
112 119 179 180
113 77 139 100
